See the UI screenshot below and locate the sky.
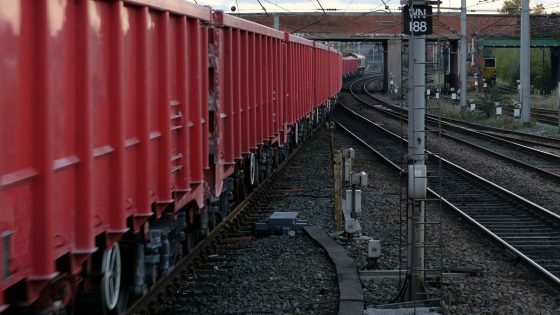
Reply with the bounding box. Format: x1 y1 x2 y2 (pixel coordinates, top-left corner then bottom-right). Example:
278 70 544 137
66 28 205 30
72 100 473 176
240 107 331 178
187 0 560 14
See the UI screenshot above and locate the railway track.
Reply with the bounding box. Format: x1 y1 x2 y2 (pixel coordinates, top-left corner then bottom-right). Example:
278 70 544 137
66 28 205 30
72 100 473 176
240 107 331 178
332 103 560 290
431 116 560 149
361 78 560 148
492 83 559 126
532 107 559 126
126 135 313 314
349 77 560 182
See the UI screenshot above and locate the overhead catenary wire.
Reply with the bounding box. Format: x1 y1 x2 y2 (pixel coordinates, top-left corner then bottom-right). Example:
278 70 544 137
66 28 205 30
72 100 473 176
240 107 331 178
256 0 269 15
316 0 327 14
263 0 293 12
289 15 329 33
478 17 520 39
309 0 319 10
343 0 355 12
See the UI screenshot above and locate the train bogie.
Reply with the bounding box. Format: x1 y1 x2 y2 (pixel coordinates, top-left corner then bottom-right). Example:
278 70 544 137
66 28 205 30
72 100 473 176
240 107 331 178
0 1 343 313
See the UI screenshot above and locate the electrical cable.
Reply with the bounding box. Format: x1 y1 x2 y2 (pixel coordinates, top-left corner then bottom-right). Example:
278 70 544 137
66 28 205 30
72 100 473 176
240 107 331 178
478 17 520 39
343 0 355 12
289 16 329 33
316 0 327 14
256 0 269 15
262 0 293 12
308 0 319 10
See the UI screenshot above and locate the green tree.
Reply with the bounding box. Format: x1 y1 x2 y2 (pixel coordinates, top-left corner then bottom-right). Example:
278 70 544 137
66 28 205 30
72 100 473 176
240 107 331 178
476 87 512 117
533 4 546 14
495 48 519 84
494 48 554 93
501 0 521 14
500 0 547 14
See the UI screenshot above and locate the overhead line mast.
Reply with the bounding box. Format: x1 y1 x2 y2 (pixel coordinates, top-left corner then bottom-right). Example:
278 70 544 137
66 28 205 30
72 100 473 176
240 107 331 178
402 0 436 302
460 0 467 108
521 0 531 125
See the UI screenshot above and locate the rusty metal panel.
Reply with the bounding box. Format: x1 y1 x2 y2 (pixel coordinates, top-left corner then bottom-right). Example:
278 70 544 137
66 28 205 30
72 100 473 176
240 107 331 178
210 21 226 196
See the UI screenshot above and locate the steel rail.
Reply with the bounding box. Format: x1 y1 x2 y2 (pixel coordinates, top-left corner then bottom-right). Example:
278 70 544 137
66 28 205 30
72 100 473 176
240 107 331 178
350 78 560 182
436 116 560 148
359 78 560 149
125 127 315 314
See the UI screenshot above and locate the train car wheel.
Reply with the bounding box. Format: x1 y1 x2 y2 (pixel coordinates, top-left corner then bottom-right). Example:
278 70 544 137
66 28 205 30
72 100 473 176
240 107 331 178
101 243 127 314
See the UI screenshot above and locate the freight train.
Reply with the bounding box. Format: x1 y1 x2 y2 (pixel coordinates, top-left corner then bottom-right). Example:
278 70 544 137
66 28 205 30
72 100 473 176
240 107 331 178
342 53 366 78
347 53 367 75
0 1 345 314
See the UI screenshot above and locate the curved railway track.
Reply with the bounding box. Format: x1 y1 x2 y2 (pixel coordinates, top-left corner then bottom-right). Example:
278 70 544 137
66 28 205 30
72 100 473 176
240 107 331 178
365 78 560 148
332 103 560 290
349 77 560 182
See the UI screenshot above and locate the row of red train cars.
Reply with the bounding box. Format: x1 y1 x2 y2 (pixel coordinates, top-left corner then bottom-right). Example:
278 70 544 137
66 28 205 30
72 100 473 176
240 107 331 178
0 0 361 313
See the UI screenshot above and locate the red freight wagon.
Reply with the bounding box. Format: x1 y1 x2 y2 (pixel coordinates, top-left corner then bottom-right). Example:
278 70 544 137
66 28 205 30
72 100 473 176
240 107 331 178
343 56 360 78
0 0 210 312
209 11 286 196
314 42 336 109
0 1 342 313
332 47 343 95
284 33 315 131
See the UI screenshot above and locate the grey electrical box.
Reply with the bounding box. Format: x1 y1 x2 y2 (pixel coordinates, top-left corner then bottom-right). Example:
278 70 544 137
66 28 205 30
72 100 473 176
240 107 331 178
342 148 355 158
345 190 362 213
408 165 427 199
255 212 309 236
351 171 368 187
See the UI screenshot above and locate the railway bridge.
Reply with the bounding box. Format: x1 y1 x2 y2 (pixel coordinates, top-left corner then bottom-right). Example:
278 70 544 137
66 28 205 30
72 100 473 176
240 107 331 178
238 12 560 92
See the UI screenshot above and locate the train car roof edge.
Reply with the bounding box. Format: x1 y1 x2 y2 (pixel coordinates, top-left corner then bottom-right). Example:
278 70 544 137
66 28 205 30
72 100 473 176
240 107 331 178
285 33 314 46
213 11 284 39
123 0 211 21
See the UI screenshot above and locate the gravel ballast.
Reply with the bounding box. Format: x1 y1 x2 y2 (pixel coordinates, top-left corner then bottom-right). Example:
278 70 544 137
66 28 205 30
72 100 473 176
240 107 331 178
157 93 560 314
157 127 340 315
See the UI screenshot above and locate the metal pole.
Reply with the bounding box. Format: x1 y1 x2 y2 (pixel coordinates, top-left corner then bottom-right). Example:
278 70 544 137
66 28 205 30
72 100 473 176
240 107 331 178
557 82 560 130
460 0 467 108
273 14 279 30
406 30 426 302
521 0 531 125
